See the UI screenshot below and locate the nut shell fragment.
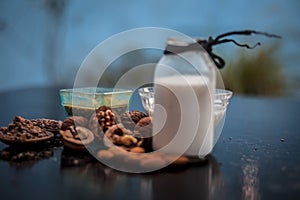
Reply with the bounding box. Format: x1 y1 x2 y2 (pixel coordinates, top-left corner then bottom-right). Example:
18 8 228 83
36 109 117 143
60 126 94 146
61 116 88 131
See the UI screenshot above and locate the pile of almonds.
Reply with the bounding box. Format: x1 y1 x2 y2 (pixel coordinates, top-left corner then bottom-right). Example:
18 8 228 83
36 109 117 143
97 146 189 170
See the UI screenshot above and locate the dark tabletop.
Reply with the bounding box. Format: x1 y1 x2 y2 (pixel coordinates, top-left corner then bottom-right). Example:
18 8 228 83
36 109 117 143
0 87 299 200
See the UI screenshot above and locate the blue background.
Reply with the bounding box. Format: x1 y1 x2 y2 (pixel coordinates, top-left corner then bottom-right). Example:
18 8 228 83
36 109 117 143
0 0 299 97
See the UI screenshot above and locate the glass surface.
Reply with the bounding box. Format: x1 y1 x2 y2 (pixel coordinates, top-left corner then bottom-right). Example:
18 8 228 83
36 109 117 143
138 87 233 126
59 87 133 115
138 87 154 116
214 89 233 125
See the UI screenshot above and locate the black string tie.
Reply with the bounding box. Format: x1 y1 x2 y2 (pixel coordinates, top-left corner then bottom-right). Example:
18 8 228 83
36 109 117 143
164 30 281 69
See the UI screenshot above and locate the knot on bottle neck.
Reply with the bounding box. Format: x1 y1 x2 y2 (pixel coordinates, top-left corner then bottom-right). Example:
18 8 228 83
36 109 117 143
164 30 281 69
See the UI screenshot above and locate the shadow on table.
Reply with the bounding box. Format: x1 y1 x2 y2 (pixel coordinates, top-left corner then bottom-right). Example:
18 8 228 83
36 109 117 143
0 146 54 169
0 137 63 169
59 149 224 200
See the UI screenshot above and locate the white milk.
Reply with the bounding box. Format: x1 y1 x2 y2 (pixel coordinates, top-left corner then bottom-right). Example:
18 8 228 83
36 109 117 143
153 75 214 157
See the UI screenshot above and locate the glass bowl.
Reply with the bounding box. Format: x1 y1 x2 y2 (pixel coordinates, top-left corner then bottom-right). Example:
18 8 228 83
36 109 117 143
138 87 233 126
138 87 155 116
60 87 133 116
214 89 233 125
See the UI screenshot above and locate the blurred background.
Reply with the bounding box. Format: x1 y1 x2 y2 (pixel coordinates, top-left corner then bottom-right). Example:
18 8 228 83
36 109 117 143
0 0 299 98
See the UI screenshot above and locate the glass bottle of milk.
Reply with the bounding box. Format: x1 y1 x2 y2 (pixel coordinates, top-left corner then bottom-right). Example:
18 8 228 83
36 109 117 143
153 37 216 158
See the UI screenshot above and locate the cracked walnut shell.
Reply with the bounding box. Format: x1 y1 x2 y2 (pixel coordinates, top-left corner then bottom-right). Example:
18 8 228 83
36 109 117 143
60 116 88 131
60 126 94 146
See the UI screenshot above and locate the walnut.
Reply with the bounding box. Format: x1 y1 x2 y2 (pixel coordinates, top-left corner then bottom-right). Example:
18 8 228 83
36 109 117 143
136 116 152 127
128 110 147 123
121 135 138 147
60 116 88 131
117 110 147 131
101 111 152 153
103 124 125 146
60 126 94 146
134 117 153 152
96 106 116 132
60 116 91 146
